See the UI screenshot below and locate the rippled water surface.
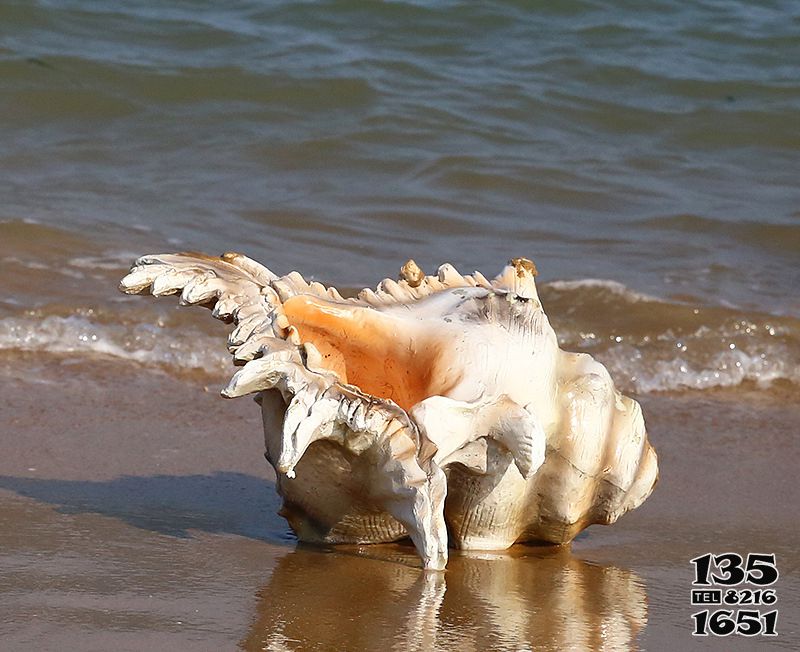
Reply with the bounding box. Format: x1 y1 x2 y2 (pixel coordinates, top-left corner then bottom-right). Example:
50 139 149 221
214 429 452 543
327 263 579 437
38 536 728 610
2 0 799 393
3 0 799 299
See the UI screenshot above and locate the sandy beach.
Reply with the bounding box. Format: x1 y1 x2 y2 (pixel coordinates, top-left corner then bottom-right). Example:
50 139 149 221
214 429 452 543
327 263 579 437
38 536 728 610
1 353 797 650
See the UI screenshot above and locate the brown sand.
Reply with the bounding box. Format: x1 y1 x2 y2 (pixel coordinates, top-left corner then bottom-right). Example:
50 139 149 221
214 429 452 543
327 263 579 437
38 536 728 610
0 354 798 651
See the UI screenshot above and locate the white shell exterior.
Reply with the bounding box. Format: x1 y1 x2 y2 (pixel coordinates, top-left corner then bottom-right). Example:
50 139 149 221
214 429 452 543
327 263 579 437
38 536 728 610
120 253 658 569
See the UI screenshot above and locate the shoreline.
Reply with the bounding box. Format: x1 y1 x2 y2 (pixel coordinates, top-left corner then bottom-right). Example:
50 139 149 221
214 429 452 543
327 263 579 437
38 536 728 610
1 356 798 650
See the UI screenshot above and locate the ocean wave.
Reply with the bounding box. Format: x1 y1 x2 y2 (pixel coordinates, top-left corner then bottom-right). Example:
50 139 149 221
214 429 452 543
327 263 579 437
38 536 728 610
543 279 659 303
67 252 145 271
544 281 800 393
0 314 230 379
596 338 799 394
1 279 798 395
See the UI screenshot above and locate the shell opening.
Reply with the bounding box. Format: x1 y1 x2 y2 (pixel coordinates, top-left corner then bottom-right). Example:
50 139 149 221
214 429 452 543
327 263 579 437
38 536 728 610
282 294 458 411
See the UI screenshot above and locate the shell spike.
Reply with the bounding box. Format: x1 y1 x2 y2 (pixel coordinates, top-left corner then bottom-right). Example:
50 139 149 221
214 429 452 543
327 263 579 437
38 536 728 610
492 257 539 300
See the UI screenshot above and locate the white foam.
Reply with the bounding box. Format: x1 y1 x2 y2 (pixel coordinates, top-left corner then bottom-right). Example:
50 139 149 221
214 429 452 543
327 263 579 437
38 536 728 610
0 315 231 376
0 217 40 225
544 279 658 303
1 311 797 394
599 344 800 393
2 256 86 279
67 252 142 271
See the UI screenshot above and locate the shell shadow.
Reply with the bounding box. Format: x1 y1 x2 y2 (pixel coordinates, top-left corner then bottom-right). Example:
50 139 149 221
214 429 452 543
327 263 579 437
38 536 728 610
0 471 291 543
242 544 649 651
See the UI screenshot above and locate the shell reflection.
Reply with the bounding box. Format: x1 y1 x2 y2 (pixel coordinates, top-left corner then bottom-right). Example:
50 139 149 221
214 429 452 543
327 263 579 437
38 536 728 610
242 546 648 652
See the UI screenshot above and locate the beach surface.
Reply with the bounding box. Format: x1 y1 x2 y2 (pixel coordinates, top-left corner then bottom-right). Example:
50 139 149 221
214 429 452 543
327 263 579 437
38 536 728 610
1 354 798 651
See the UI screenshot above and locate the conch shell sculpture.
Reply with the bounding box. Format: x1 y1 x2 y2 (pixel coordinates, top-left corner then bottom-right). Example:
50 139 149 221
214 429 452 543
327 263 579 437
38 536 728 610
120 253 658 570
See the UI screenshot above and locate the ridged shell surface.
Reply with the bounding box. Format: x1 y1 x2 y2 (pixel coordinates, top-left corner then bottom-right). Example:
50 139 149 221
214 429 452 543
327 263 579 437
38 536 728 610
120 253 658 569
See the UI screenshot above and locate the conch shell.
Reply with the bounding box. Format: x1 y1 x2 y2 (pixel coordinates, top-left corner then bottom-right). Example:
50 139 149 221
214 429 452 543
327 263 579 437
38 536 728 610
120 253 658 570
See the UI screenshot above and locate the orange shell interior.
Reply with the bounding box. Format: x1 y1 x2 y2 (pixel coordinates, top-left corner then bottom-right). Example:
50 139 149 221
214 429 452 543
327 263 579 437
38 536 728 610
282 295 459 411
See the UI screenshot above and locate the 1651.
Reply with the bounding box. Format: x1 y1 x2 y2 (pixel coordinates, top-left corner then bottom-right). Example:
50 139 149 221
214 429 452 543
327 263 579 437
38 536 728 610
692 609 778 637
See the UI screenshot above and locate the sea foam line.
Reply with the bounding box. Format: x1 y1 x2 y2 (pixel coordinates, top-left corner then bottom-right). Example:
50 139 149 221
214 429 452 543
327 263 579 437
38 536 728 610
0 315 230 377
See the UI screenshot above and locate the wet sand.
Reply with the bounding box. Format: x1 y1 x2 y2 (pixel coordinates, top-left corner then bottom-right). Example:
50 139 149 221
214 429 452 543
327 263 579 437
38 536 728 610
1 355 798 651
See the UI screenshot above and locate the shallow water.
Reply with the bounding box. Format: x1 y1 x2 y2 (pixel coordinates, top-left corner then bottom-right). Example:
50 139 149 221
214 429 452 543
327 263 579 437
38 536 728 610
1 1 799 650
2 217 798 394
2 1 800 395
2 1 799 308
1 362 798 650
